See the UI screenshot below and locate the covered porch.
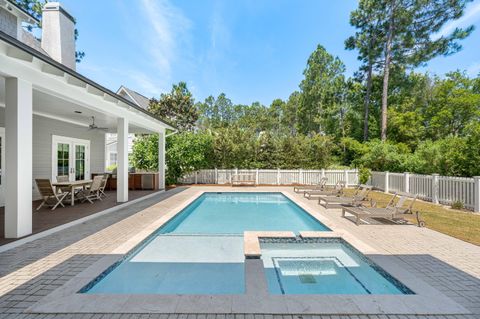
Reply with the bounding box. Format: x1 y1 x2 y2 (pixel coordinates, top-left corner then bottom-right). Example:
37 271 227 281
0 32 173 240
0 189 160 246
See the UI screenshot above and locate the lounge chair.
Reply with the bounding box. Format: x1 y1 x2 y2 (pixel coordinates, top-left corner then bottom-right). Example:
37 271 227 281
317 184 372 209
78 175 104 203
341 192 424 226
35 179 69 211
293 177 328 193
304 180 346 199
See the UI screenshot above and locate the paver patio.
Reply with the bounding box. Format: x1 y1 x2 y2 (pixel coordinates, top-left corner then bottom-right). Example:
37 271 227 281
0 186 479 319
0 190 161 246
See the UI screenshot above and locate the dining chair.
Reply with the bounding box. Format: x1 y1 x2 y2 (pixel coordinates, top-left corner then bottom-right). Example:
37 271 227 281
79 175 104 203
35 179 69 211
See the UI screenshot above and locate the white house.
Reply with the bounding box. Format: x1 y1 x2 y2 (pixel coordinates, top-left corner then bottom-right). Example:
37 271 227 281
105 86 151 169
0 1 174 238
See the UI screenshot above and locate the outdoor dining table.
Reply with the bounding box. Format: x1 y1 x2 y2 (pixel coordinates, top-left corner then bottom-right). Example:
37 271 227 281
52 179 92 206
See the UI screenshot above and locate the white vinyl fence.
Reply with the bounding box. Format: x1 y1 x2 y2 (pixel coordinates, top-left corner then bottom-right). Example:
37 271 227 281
368 171 480 212
179 169 359 187
180 169 480 212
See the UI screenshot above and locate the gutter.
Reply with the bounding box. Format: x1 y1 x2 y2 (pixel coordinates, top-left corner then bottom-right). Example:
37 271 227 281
0 30 177 131
4 0 40 24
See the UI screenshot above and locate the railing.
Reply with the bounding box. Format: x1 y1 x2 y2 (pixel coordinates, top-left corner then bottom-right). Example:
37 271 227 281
179 169 480 212
368 171 480 212
179 169 359 187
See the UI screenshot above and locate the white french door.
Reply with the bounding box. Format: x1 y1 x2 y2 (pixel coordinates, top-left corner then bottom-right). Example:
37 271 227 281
0 128 5 206
52 135 90 182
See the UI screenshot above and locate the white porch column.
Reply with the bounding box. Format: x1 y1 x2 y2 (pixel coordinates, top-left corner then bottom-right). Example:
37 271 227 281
5 78 33 238
158 131 166 189
117 118 128 202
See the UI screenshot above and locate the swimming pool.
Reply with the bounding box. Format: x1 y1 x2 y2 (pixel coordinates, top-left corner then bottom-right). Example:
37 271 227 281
261 238 413 295
82 192 329 294
160 192 330 234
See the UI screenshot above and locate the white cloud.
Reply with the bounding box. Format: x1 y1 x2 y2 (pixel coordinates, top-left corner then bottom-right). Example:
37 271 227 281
210 2 230 51
139 0 191 78
435 1 480 38
77 64 162 98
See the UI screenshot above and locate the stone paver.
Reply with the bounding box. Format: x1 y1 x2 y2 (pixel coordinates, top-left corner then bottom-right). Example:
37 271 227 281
0 186 479 319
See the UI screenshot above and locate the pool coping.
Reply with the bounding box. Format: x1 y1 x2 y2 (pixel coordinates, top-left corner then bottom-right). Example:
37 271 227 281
26 190 470 315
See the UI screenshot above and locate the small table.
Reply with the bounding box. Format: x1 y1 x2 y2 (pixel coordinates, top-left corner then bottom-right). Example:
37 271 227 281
52 180 92 206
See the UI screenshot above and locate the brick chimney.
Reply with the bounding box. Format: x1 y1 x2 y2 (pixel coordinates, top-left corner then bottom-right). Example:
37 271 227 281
41 2 76 70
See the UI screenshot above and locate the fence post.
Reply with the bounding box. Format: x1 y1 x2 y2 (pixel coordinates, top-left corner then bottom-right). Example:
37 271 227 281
299 169 303 185
432 173 439 204
195 171 198 184
232 168 238 184
277 168 281 185
384 171 390 193
344 169 349 187
321 169 325 185
256 168 259 185
404 172 410 193
474 176 480 213
214 168 218 184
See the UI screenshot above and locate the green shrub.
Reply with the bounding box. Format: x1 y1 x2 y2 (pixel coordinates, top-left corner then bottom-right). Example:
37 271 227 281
451 200 464 210
355 139 411 172
131 132 214 185
358 166 371 184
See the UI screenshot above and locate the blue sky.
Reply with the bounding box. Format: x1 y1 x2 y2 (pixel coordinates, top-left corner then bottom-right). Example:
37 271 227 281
61 0 480 106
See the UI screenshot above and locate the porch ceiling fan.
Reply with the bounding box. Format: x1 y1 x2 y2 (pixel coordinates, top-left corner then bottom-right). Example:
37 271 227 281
88 116 109 131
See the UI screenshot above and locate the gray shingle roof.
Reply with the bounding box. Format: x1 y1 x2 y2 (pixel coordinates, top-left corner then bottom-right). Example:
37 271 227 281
117 86 151 110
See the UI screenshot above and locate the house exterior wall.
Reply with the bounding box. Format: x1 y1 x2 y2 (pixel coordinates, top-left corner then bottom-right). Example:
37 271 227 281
0 7 18 38
105 133 136 170
0 109 105 200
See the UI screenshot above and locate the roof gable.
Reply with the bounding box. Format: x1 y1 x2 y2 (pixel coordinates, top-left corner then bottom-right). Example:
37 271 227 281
117 86 151 110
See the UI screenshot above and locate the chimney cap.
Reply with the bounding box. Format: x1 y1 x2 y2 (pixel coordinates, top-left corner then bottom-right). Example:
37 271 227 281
42 2 75 24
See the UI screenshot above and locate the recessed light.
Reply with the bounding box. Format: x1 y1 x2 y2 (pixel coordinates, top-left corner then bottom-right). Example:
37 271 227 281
74 111 82 114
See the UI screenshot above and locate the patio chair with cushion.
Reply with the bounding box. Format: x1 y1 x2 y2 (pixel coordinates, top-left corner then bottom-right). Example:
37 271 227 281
293 177 328 193
78 175 104 203
35 179 69 211
317 184 372 209
304 180 346 199
341 192 424 226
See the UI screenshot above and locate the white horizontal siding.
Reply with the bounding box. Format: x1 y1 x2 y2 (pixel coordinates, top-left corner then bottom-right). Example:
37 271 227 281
0 111 105 201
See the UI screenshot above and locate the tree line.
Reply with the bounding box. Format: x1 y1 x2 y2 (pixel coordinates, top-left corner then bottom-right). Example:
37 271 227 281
130 0 480 184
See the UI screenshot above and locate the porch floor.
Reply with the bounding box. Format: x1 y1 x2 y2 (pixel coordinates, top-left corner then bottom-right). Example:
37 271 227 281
0 190 162 246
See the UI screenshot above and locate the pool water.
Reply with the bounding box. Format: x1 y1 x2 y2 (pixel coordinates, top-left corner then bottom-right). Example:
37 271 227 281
82 192 329 294
160 192 330 234
86 236 245 294
261 239 413 295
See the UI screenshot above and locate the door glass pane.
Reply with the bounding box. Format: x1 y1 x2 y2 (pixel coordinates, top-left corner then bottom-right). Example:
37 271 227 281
57 143 69 178
75 145 86 180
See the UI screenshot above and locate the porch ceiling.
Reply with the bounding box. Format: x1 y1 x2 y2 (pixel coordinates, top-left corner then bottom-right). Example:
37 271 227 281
0 77 154 134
